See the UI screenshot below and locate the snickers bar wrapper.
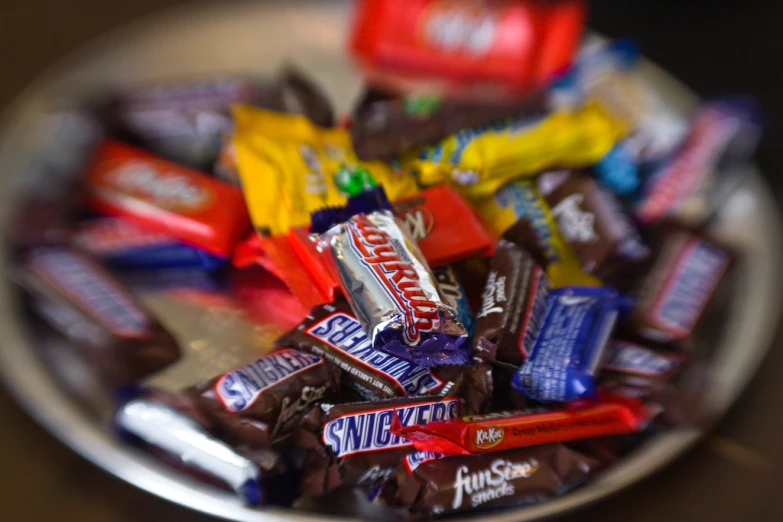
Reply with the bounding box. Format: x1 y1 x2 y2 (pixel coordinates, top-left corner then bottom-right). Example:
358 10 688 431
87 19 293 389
186 349 341 448
295 396 460 496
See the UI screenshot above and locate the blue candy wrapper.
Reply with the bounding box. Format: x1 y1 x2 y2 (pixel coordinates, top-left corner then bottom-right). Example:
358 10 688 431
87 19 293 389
512 287 632 402
75 218 226 271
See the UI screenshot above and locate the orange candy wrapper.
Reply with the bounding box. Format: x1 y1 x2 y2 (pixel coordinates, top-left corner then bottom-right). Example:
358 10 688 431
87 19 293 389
391 393 652 455
84 140 250 258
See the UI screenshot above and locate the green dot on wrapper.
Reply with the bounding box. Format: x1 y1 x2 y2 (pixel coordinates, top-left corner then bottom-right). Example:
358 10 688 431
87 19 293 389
404 95 442 117
334 165 377 196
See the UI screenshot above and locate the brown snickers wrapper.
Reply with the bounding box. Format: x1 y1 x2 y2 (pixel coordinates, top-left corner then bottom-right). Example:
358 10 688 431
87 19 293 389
186 349 341 448
350 86 546 160
621 220 734 346
13 246 180 386
472 240 550 367
277 300 493 412
377 444 600 517
544 172 650 284
293 396 462 496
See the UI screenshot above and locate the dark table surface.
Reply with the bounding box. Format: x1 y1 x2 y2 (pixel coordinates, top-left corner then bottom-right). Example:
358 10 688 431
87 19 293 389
1 1 782 521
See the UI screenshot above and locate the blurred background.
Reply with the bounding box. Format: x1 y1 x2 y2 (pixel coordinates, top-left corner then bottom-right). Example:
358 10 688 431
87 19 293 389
1 0 782 520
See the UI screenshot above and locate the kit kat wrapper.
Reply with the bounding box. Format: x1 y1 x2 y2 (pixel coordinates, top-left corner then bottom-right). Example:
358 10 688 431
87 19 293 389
391 394 651 455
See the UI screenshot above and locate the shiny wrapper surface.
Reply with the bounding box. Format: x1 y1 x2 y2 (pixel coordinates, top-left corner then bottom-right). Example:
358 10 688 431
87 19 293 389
323 209 469 367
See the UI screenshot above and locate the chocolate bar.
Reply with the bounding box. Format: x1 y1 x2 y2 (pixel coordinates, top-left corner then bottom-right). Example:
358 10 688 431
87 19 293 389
376 444 599 516
294 396 460 495
626 223 732 343
186 349 341 447
14 246 180 386
311 188 469 367
544 172 649 280
513 286 630 402
472 239 550 366
277 301 492 409
114 389 291 505
351 86 546 160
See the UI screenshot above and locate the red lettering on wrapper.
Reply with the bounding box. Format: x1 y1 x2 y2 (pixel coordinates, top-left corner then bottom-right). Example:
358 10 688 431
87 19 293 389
347 214 440 345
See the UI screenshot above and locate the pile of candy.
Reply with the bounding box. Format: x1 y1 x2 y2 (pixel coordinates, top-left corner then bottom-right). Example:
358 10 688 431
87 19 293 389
9 0 762 518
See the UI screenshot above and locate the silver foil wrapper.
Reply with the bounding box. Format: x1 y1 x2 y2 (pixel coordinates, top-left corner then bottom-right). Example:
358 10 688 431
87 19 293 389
324 210 469 367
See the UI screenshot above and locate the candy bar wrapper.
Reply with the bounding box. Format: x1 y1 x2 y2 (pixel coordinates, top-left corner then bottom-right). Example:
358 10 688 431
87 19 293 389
391 393 651 455
376 444 599 517
83 140 251 258
74 217 226 271
472 240 550 366
9 185 81 254
351 0 585 92
625 222 733 343
13 246 181 386
476 178 600 288
231 106 418 236
276 300 491 410
108 77 261 169
513 287 632 403
267 185 494 310
407 100 629 200
635 99 761 226
294 396 460 495
311 190 470 367
432 265 475 338
350 86 546 160
109 71 335 170
114 389 293 506
602 340 686 381
544 172 649 282
185 349 341 448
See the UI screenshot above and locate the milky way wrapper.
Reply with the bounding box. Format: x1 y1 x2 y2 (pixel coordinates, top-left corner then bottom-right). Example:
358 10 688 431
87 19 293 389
186 349 341 448
376 445 600 517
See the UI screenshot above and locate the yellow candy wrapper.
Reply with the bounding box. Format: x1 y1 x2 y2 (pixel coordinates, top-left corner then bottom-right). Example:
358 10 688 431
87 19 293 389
473 178 600 288
232 105 418 236
408 100 629 199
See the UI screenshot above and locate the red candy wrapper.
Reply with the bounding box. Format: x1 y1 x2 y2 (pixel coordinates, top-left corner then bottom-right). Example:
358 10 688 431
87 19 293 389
391 393 651 455
351 0 585 93
84 140 250 258
267 185 493 308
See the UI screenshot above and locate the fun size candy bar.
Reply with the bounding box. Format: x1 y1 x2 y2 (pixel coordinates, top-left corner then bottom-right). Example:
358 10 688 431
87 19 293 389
626 223 732 342
277 301 492 409
311 188 469 367
376 444 599 517
14 246 180 386
75 217 225 270
186 348 341 448
295 396 460 495
472 240 550 366
391 393 651 454
83 140 250 258
513 286 631 402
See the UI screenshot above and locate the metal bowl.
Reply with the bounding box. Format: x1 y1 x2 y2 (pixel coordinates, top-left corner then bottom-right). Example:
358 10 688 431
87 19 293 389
0 1 781 521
